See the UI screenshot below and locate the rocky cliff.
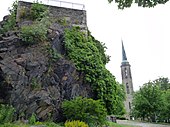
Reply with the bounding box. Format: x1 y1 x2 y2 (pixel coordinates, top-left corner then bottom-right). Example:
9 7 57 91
0 13 93 121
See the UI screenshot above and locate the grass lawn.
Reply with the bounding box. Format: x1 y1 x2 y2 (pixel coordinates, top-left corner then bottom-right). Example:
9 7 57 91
108 121 138 127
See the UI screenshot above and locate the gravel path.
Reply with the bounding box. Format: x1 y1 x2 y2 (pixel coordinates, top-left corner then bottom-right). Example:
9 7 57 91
117 120 170 127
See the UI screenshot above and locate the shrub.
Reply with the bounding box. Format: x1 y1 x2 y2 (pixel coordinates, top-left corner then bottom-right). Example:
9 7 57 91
20 16 50 45
30 1 47 21
62 97 107 127
29 113 36 125
0 1 18 34
0 104 15 124
35 121 43 125
65 120 88 127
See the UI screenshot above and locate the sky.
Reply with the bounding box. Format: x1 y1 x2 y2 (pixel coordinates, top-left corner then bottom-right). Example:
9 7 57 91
1 0 170 91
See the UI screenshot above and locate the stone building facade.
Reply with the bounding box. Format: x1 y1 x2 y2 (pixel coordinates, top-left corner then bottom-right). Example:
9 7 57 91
121 41 134 119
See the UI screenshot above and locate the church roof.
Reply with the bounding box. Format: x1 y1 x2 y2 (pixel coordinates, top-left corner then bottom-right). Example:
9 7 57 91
122 40 128 62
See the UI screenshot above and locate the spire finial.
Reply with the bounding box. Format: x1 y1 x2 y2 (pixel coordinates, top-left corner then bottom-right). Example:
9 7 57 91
122 40 128 62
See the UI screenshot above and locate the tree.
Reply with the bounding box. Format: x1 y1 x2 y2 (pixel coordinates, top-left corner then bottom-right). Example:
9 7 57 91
159 89 170 122
132 82 163 122
153 77 170 91
114 83 126 115
108 0 169 9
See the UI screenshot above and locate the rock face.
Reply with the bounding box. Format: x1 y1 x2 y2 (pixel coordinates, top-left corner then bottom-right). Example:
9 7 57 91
0 18 93 121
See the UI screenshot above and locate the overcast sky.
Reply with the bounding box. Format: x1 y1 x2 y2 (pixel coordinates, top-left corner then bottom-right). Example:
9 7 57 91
1 0 170 91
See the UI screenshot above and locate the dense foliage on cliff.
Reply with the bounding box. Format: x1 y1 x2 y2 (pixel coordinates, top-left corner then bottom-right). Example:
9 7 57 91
64 27 125 115
132 77 170 123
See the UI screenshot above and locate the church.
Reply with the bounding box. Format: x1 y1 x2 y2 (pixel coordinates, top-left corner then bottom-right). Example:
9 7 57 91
121 41 134 119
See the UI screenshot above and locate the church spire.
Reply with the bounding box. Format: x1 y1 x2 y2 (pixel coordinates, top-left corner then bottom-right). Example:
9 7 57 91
122 40 128 62
120 40 134 120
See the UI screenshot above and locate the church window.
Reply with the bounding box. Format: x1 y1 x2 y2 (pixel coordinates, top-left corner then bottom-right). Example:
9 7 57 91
126 83 130 94
129 102 131 109
125 68 128 78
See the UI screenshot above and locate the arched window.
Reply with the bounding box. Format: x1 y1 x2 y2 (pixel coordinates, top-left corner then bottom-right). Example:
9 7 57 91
129 102 131 109
125 68 128 78
126 83 130 94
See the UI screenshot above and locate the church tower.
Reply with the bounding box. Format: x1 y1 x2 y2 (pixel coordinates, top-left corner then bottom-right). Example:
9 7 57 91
121 41 134 119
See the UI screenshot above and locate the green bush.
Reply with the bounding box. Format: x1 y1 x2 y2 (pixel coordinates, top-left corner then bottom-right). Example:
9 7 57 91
29 113 36 125
20 16 50 45
0 104 15 124
65 120 88 127
30 1 47 21
62 97 107 127
0 1 18 34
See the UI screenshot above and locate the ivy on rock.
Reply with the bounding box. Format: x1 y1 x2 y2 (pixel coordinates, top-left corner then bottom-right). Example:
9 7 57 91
64 27 125 115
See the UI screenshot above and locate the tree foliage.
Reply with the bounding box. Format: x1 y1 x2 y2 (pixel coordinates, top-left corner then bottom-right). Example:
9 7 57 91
62 97 107 127
132 77 170 123
153 77 170 91
64 27 125 115
0 1 18 34
108 0 169 9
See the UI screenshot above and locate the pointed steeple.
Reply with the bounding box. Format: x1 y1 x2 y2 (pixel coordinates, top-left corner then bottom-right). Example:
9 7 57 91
122 40 128 62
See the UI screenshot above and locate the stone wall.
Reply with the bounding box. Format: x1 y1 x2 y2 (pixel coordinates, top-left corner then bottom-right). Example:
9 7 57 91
17 1 87 30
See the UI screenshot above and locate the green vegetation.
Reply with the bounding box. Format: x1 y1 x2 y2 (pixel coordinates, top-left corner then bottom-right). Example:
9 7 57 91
132 77 170 123
0 122 29 127
62 97 107 127
28 113 36 125
46 45 62 62
64 27 125 115
30 1 48 21
44 122 63 127
0 1 18 34
18 1 50 45
0 104 15 124
0 1 127 126
18 1 48 21
108 122 137 127
65 120 89 127
0 122 63 127
20 18 49 44
108 0 169 9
